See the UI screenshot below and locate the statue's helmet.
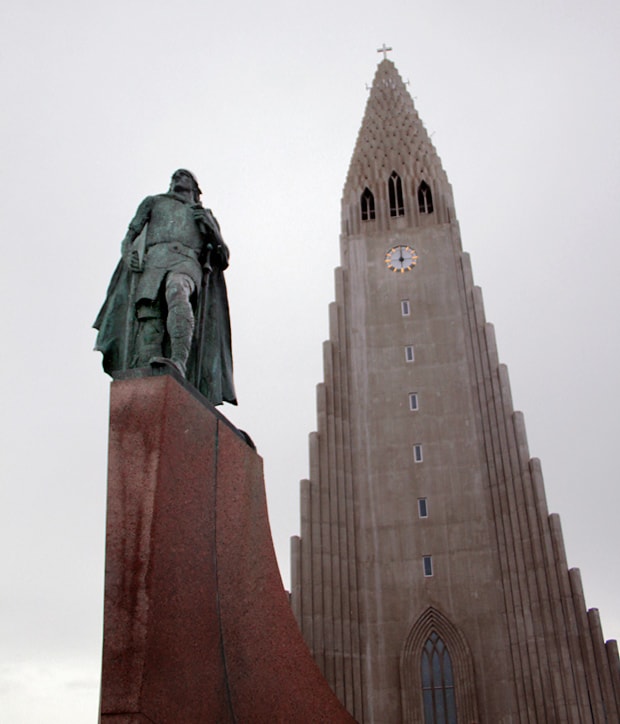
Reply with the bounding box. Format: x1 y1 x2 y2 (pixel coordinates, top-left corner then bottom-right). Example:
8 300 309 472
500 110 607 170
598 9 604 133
170 169 202 201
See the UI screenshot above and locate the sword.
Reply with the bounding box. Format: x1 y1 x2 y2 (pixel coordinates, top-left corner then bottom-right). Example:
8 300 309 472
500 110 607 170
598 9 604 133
194 243 213 390
121 226 147 369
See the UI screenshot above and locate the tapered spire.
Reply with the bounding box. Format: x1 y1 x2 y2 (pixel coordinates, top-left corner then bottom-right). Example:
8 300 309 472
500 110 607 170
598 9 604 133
294 55 620 724
341 59 454 236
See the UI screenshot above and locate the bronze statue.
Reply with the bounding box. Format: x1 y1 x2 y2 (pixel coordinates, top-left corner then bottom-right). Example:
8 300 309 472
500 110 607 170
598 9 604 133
94 170 236 406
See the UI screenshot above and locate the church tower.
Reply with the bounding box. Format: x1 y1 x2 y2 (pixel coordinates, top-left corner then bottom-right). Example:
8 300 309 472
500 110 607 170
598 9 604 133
290 58 620 723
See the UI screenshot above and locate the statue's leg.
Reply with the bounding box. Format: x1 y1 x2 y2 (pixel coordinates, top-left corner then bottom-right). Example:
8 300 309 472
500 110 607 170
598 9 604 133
133 301 165 367
164 273 196 377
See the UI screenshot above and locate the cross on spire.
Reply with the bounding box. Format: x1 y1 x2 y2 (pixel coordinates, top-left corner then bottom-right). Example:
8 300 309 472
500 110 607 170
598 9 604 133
377 43 393 60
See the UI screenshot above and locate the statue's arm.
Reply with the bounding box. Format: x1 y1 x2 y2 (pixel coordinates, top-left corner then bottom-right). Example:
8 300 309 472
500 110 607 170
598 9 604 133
193 206 229 270
204 209 229 270
211 238 230 270
120 196 154 267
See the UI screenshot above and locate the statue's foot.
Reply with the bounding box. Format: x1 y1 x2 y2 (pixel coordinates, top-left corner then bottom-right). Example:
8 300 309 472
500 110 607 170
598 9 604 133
149 356 186 378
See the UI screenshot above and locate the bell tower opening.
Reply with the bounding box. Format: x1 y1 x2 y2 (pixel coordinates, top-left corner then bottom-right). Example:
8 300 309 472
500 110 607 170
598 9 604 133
388 171 405 216
417 180 434 214
361 187 376 221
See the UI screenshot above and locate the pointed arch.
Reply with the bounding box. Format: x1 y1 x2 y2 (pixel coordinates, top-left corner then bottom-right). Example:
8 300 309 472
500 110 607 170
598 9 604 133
361 187 376 221
388 171 405 217
400 607 479 723
418 180 434 214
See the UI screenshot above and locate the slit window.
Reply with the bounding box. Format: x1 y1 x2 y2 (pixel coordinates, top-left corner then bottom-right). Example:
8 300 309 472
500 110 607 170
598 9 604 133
418 180 434 214
405 345 415 363
414 444 423 463
361 187 376 221
409 392 419 411
389 171 405 217
423 555 433 577
401 299 411 316
418 498 428 518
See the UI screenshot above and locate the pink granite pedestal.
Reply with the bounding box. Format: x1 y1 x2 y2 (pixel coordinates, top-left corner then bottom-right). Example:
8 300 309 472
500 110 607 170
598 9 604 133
100 374 354 723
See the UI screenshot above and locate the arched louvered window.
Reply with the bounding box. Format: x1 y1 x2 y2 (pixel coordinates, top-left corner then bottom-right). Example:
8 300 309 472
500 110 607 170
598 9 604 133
421 632 457 724
361 187 376 221
389 171 405 217
418 181 434 214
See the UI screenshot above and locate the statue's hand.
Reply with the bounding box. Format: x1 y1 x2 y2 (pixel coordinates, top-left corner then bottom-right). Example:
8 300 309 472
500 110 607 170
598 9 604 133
128 249 143 273
192 206 207 223
202 243 214 273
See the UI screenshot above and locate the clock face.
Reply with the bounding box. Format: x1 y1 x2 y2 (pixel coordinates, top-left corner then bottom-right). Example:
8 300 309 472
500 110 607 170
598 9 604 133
385 245 418 273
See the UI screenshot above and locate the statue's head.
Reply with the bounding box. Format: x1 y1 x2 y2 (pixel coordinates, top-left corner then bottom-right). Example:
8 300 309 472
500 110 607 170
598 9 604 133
170 169 202 203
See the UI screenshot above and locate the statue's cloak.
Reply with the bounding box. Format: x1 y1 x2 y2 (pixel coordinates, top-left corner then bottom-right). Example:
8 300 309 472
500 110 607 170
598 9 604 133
93 261 237 407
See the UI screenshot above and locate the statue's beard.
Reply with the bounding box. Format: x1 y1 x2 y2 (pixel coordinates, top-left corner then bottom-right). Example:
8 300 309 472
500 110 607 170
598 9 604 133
171 183 195 200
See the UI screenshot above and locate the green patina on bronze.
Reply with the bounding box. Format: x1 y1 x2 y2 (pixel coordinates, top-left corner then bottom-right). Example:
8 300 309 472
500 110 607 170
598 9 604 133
94 170 237 406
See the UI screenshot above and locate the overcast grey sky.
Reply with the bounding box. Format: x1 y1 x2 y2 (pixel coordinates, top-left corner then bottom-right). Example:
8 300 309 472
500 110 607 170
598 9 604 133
1 0 619 721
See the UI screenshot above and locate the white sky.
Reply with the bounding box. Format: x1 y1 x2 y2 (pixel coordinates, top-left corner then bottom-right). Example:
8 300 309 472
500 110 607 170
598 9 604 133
1 0 619 721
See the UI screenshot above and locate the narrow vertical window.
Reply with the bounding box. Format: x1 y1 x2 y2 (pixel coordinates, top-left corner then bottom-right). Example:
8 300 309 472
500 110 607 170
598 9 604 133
421 632 457 722
405 345 415 363
361 187 376 221
418 180 434 214
418 498 428 518
423 556 433 577
409 392 419 411
413 444 423 463
389 171 405 216
401 299 411 316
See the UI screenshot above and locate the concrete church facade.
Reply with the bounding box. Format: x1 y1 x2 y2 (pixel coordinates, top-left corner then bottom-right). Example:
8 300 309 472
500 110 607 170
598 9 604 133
290 59 620 723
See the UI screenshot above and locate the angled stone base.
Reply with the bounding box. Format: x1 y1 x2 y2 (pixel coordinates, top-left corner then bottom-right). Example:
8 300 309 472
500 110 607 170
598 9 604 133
100 374 354 723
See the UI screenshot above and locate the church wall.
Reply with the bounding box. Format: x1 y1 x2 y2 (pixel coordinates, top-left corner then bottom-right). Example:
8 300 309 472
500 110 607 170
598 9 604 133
291 59 619 724
340 220 520 722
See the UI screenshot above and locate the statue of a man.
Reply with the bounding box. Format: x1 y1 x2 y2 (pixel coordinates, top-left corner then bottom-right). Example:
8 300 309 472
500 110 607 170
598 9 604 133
94 169 237 406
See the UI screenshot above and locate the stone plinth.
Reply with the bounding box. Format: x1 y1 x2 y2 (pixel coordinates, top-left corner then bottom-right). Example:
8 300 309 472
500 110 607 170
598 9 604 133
100 374 354 723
